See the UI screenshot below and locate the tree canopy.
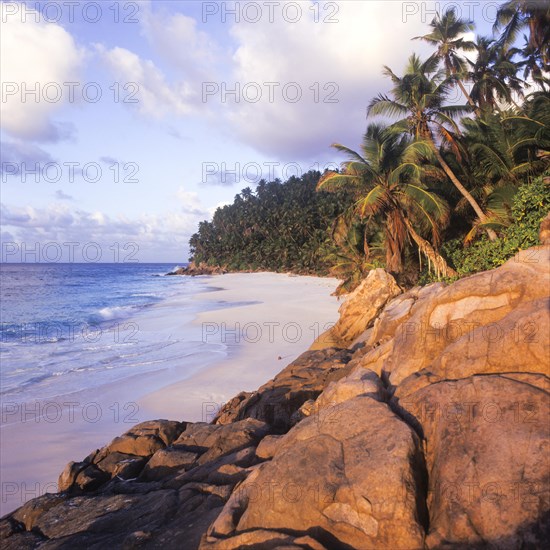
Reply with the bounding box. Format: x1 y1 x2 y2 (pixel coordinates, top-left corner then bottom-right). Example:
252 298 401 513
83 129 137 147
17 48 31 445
188 3 550 292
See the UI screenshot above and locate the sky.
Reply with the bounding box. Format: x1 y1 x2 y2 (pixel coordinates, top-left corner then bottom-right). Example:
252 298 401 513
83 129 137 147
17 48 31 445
1 0 501 263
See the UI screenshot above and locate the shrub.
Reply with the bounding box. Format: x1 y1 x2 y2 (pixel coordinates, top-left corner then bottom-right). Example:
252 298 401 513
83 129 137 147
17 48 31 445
444 175 550 277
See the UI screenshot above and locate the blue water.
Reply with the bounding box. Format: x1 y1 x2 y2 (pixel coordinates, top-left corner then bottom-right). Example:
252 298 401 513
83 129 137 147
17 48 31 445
0 263 220 404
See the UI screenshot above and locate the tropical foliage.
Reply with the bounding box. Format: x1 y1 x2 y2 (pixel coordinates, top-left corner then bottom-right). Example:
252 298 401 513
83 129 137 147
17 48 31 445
441 174 550 277
189 172 353 274
189 3 550 292
317 123 457 279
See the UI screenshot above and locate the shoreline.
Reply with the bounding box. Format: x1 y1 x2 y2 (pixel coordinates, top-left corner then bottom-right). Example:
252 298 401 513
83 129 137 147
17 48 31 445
138 272 341 422
0 272 340 516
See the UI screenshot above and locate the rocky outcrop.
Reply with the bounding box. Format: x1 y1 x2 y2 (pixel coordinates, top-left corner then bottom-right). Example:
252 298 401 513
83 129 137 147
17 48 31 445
2 244 549 549
167 263 226 276
213 347 354 430
397 374 549 549
57 420 186 492
203 388 428 550
311 268 402 349
365 247 550 387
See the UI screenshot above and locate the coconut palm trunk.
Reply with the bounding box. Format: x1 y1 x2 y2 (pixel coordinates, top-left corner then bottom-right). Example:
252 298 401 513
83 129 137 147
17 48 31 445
426 133 499 241
455 73 479 113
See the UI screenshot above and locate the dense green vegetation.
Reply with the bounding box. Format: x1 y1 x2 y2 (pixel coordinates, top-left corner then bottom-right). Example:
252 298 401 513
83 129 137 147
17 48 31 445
189 172 353 274
440 175 550 278
190 1 549 293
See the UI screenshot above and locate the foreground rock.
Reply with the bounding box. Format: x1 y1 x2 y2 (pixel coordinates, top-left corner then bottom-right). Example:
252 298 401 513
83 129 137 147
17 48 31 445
398 374 549 548
2 245 549 549
204 388 428 550
213 347 354 430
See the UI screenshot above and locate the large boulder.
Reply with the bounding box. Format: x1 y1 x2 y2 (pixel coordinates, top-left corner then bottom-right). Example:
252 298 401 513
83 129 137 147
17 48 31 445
172 418 271 465
395 374 550 548
355 247 550 386
203 384 428 550
140 447 199 481
326 268 402 347
106 419 186 455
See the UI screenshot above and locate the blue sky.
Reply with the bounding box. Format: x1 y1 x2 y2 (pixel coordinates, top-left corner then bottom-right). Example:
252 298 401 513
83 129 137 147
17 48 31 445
1 0 500 262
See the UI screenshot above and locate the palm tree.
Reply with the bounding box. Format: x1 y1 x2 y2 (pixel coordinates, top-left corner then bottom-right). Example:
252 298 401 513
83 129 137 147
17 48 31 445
467 36 524 112
447 92 550 241
324 214 382 295
453 115 521 241
368 54 498 241
317 123 457 278
516 35 550 90
504 92 550 176
494 0 550 68
414 8 477 109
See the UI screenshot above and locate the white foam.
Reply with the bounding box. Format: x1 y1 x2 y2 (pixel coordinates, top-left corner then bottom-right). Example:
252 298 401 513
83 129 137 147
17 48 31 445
94 305 135 321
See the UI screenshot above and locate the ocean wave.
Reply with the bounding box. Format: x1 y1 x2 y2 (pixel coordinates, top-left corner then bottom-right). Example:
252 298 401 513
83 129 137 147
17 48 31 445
1 263 219 402
88 305 137 323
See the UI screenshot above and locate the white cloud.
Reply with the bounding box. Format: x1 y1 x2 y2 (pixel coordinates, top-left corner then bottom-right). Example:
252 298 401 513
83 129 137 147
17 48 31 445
0 193 210 262
140 6 220 79
92 1 432 160
0 140 54 173
223 0 432 159
176 187 203 213
96 45 198 118
0 4 84 141
95 2 223 121
117 1 431 160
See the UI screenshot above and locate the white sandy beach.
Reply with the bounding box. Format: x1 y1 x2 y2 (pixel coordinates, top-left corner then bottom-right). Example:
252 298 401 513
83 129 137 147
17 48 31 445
0 273 340 515
138 272 341 421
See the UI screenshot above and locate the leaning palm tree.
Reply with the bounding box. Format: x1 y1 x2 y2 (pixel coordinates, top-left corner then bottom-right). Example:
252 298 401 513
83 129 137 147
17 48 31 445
414 8 477 109
317 123 457 278
368 54 498 241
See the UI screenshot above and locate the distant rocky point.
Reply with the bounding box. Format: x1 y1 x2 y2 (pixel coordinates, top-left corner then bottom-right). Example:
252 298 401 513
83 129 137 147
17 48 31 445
2 238 549 548
166 263 226 276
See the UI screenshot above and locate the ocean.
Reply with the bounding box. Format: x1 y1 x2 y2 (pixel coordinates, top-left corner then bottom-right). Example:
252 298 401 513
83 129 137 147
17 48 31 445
0 263 223 407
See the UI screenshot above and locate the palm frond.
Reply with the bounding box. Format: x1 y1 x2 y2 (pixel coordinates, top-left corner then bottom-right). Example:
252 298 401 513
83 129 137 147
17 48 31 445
331 143 369 164
403 184 450 222
368 95 408 118
356 185 387 218
317 172 363 193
